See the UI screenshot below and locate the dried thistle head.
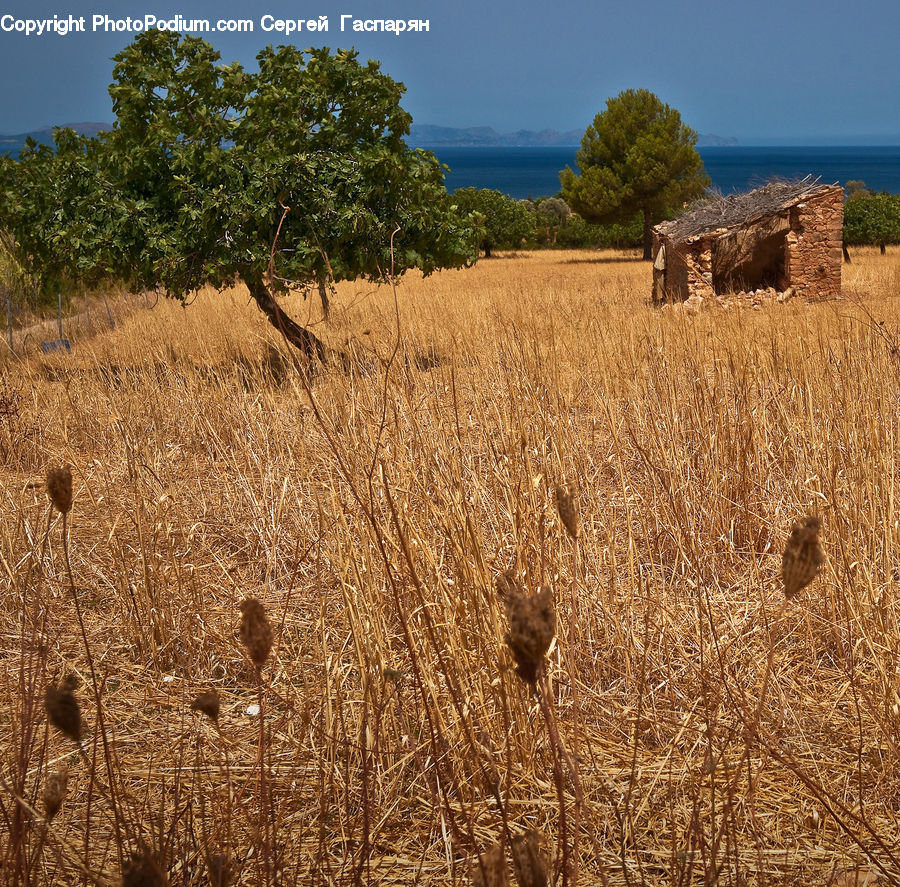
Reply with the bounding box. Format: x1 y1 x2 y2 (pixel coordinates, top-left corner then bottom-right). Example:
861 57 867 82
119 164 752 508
46 465 73 514
239 598 273 668
206 853 231 887
554 483 579 540
122 849 167 887
471 841 509 887
495 569 524 603
42 765 69 821
498 574 556 685
190 690 221 724
45 679 82 744
782 516 824 600
511 830 548 887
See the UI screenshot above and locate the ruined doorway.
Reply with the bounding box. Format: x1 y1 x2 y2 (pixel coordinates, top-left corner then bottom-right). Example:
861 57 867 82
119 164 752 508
711 215 791 294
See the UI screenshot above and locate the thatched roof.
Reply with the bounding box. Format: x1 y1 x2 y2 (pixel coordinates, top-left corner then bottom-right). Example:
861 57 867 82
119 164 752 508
655 176 841 243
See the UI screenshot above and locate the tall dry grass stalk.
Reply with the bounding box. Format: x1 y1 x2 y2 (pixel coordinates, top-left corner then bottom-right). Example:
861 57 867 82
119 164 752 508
2 247 900 883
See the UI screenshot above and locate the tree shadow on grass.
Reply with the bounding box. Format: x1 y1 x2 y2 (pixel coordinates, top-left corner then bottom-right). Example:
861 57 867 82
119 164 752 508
562 255 646 265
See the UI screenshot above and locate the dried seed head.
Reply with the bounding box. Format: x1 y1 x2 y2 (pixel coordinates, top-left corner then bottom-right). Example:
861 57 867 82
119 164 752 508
511 830 548 887
206 854 231 887
46 465 73 514
207 853 232 887
499 575 556 685
495 569 524 603
782 516 824 600
554 483 579 540
471 841 509 887
191 690 221 724
45 680 82 744
42 766 69 821
239 598 273 668
122 849 166 887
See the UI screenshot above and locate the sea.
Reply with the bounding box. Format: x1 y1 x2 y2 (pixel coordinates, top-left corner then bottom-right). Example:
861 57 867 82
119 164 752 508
430 146 900 199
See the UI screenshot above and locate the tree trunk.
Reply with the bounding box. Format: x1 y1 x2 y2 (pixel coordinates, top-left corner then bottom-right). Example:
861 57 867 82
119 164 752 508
642 207 653 261
483 242 492 258
245 275 328 362
843 243 851 263
317 277 330 321
881 242 887 255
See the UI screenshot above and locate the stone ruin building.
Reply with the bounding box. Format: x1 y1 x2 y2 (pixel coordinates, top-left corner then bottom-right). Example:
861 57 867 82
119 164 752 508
651 178 844 308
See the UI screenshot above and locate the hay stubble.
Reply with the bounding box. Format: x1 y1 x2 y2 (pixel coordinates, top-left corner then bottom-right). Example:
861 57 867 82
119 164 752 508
2 248 900 884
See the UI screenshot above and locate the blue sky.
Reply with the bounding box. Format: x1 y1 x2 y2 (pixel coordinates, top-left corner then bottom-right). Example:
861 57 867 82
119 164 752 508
0 0 897 144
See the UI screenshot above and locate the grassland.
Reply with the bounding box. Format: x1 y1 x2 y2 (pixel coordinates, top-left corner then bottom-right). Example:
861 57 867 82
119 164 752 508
2 247 900 886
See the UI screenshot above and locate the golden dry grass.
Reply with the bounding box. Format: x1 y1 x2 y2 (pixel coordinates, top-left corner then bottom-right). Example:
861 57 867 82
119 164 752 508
3 247 900 885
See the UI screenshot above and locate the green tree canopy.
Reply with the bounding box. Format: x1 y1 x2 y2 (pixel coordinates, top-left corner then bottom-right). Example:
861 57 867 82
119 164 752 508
0 129 114 300
844 179 873 199
0 139 67 299
843 191 900 254
0 32 479 359
532 197 568 246
451 188 535 257
560 89 709 259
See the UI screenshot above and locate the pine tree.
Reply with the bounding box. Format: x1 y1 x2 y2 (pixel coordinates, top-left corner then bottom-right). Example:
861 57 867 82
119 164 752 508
560 89 709 259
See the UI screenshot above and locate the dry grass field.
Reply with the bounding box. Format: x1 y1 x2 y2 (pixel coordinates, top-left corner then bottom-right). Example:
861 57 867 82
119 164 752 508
3 247 900 886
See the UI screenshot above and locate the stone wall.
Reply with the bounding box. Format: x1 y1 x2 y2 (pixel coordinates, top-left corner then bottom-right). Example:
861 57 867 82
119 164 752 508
783 187 843 300
652 233 715 305
652 185 843 306
682 243 715 303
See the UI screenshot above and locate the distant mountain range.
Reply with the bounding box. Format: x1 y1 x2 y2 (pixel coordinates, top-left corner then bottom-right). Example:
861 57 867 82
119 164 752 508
407 124 584 147
0 120 738 156
407 124 739 148
0 122 110 155
695 133 740 147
